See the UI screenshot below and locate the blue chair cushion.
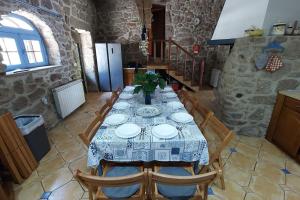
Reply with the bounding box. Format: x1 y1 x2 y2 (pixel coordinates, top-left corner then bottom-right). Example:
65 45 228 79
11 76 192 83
102 166 141 199
157 167 197 200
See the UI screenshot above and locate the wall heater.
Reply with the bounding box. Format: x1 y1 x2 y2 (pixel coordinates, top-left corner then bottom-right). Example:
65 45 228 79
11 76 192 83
52 79 85 118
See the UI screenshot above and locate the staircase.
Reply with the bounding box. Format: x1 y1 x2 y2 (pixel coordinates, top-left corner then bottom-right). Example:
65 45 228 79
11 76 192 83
147 38 205 92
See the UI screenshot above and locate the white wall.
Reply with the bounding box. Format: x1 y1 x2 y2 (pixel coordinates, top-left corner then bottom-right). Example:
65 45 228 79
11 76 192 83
212 0 269 40
263 0 300 35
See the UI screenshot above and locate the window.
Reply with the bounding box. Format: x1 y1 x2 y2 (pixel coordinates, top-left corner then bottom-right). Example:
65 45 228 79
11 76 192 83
0 14 48 71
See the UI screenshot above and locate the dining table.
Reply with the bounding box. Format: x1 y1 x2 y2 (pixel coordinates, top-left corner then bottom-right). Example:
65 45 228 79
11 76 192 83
87 87 209 173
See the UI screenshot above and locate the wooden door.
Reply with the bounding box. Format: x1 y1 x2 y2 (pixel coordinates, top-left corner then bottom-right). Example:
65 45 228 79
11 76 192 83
272 106 300 157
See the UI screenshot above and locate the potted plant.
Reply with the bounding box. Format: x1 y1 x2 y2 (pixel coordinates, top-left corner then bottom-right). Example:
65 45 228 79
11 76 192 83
133 71 166 105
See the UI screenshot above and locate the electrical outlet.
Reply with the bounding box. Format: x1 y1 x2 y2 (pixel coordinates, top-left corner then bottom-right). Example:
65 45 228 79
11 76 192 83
41 96 48 105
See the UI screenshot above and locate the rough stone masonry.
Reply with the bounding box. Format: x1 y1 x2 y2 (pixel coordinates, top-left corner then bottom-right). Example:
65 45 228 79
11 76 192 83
216 36 300 137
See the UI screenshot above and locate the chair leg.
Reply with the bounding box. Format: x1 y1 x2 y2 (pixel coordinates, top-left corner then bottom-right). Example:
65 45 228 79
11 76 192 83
218 158 225 190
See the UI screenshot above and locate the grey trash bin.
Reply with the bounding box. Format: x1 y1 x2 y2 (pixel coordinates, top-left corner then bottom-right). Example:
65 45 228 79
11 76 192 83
14 115 50 161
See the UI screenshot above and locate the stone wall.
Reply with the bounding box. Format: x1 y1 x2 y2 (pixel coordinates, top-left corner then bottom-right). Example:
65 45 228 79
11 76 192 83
95 0 147 66
216 36 300 137
0 0 96 128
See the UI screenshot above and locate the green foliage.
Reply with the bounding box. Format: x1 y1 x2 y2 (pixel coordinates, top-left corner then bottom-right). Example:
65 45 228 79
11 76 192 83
133 72 166 95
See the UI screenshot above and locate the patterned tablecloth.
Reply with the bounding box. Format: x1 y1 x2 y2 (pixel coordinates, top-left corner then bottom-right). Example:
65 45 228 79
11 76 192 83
87 89 209 168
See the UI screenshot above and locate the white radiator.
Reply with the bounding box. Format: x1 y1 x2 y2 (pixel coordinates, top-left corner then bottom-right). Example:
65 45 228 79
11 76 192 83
52 79 86 118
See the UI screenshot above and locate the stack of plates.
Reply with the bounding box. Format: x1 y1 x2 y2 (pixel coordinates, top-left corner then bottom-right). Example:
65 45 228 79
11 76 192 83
136 106 161 117
115 123 141 139
152 124 178 139
161 87 173 92
119 93 134 100
167 101 184 110
113 102 130 110
123 86 135 92
163 92 177 98
170 112 193 123
104 114 128 126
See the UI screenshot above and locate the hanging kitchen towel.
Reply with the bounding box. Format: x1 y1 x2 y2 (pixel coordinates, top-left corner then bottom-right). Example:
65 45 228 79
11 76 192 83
265 55 283 72
255 52 268 69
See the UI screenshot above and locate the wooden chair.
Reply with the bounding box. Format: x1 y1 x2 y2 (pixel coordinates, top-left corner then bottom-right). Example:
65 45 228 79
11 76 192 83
95 100 112 118
148 166 217 200
76 165 147 200
200 115 234 190
79 114 104 146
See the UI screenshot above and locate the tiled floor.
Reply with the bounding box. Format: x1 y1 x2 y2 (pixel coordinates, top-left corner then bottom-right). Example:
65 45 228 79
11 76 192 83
12 92 300 200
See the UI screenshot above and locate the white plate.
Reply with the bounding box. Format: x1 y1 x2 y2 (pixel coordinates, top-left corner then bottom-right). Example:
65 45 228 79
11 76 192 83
171 112 193 123
167 101 184 110
164 92 177 98
161 87 173 92
123 86 135 92
136 106 161 117
119 93 134 100
152 124 178 139
113 102 130 110
115 123 141 139
104 114 128 126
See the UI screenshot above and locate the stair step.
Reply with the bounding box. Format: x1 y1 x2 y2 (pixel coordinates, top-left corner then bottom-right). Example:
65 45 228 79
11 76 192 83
167 70 198 92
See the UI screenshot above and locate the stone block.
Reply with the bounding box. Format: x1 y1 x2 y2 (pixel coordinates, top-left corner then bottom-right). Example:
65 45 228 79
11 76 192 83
276 79 299 91
50 73 62 82
41 0 53 10
12 97 28 111
28 88 46 102
249 108 265 120
13 80 24 94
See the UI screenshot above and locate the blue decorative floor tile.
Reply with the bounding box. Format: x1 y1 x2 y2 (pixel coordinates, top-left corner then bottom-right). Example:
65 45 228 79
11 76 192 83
40 191 52 199
230 147 237 153
281 168 291 174
208 187 214 195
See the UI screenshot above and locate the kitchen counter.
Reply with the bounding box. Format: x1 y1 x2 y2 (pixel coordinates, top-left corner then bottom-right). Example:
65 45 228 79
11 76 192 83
279 90 300 101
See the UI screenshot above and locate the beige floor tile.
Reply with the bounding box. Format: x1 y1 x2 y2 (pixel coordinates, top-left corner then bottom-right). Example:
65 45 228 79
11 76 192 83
286 160 300 176
37 154 66 176
212 179 246 200
42 167 73 191
69 155 90 174
235 142 259 159
258 151 286 167
286 174 300 192
61 146 86 163
239 136 263 148
224 163 252 186
40 146 59 163
249 176 284 200
13 170 41 191
244 192 264 200
208 195 224 200
55 138 82 153
261 140 286 158
227 152 257 172
48 181 84 200
254 161 285 184
15 182 44 200
285 191 300 200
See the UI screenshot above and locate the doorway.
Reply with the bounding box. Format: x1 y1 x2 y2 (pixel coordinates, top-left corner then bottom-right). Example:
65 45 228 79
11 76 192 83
151 4 165 58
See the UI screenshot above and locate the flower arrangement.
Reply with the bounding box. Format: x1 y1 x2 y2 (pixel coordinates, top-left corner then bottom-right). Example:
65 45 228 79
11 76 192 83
133 71 165 104
133 71 166 95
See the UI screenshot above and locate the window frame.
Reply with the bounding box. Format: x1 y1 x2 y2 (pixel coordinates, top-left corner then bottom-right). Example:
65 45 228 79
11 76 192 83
0 14 48 71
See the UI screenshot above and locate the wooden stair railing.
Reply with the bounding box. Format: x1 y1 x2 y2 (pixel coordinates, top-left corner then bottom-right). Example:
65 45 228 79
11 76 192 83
148 38 200 91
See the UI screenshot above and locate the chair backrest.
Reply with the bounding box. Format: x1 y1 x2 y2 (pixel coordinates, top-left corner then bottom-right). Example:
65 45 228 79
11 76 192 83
149 169 217 200
95 100 112 117
79 114 104 146
201 115 234 164
76 169 147 200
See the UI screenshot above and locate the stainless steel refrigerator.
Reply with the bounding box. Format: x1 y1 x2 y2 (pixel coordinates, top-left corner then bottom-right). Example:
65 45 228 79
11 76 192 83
95 43 124 92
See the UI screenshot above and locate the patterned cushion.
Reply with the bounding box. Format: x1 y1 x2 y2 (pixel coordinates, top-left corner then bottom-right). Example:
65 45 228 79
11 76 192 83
157 167 196 200
102 166 140 199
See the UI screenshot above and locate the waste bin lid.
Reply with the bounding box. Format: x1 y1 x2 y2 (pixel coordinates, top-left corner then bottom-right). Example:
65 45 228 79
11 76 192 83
14 115 44 135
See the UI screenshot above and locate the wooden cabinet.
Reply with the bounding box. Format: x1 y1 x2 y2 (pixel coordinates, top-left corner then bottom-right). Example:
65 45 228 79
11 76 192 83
266 93 300 163
123 68 147 86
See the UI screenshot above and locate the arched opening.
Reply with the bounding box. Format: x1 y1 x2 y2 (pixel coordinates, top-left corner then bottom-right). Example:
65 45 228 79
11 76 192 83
0 10 61 71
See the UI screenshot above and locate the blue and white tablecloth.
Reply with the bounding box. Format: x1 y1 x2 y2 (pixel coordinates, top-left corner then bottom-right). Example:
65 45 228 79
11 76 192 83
87 89 209 168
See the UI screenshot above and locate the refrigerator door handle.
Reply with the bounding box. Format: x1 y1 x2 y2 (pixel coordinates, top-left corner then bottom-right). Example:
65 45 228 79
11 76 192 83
111 48 114 54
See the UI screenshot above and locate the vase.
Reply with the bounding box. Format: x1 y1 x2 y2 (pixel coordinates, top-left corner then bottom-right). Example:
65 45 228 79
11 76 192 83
145 94 151 105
